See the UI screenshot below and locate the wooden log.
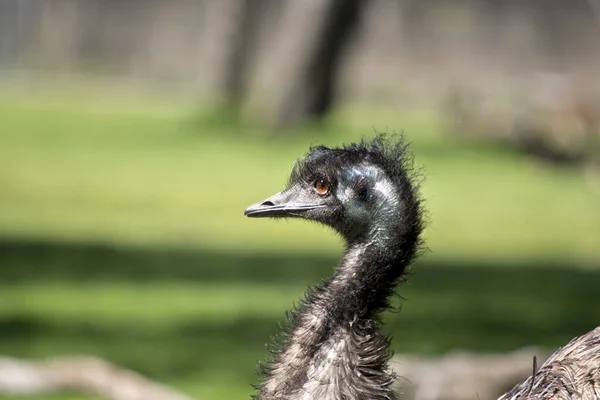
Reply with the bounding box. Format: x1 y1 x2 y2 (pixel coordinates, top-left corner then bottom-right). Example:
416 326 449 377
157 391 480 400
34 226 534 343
0 355 194 400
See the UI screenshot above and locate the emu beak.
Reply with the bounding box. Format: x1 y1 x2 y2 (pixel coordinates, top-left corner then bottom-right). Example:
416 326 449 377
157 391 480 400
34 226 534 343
244 187 325 218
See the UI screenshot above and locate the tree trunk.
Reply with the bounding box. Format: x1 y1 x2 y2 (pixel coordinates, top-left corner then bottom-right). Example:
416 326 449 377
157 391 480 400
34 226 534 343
275 0 367 128
202 0 262 108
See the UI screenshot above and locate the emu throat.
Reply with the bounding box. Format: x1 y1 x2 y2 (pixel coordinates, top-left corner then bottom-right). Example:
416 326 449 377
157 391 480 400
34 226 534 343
257 226 410 400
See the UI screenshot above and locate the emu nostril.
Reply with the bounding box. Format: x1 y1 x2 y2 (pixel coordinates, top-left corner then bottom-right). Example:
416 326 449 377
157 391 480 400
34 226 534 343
261 201 275 206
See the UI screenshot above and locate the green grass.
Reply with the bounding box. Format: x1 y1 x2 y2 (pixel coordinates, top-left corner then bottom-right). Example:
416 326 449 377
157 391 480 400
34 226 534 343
0 242 599 399
1 96 598 262
0 90 599 399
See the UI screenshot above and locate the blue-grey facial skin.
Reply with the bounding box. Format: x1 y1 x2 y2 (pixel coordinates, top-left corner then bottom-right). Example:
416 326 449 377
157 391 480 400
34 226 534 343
336 164 399 242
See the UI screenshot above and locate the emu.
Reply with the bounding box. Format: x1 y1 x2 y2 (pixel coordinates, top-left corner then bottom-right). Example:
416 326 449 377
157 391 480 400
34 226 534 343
244 134 600 400
245 134 423 399
498 326 600 400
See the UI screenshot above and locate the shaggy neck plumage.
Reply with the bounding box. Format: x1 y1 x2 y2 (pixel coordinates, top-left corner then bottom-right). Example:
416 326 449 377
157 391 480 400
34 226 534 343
257 207 418 400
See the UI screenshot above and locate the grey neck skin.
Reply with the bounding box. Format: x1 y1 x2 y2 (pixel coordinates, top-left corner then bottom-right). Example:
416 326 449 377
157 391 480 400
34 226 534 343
257 205 411 400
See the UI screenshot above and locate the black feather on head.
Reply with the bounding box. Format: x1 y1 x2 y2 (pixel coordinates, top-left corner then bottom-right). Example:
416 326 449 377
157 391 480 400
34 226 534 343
287 133 424 248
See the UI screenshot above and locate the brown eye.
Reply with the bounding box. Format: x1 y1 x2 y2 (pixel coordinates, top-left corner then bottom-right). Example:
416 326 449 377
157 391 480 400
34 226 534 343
315 179 329 195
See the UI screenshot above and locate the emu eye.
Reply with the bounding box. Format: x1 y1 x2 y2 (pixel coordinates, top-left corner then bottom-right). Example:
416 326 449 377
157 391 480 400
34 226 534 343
357 185 369 201
314 179 329 195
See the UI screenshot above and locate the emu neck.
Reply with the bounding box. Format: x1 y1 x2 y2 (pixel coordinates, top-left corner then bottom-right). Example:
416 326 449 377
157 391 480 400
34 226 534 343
330 232 408 319
258 224 412 400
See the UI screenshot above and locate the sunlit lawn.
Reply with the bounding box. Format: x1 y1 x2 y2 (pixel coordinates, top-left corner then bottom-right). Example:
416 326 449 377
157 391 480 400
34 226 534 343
0 90 599 399
1 93 599 262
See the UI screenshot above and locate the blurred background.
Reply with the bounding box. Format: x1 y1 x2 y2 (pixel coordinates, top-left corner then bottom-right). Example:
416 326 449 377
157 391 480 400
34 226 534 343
0 0 599 399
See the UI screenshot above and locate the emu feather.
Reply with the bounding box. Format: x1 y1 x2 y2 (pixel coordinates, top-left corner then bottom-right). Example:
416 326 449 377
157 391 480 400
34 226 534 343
245 134 424 400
